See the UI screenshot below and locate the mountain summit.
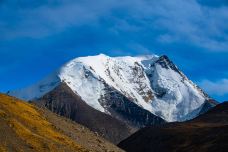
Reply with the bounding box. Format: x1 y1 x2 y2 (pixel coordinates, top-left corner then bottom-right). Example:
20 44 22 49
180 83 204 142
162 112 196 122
8 54 216 122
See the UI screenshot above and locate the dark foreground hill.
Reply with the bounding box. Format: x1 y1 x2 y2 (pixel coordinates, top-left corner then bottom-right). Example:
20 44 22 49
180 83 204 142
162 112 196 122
118 101 228 152
36 83 135 144
0 93 123 152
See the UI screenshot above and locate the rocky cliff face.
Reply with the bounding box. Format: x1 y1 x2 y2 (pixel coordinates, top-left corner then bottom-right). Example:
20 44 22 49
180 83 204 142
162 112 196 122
99 83 165 128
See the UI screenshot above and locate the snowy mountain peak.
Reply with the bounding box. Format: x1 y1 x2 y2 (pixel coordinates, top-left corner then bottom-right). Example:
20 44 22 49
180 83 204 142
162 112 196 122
8 54 215 122
156 55 176 69
155 55 185 77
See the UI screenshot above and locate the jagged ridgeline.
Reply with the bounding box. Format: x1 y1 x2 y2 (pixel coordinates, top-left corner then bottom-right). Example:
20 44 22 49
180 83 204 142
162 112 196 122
8 54 217 143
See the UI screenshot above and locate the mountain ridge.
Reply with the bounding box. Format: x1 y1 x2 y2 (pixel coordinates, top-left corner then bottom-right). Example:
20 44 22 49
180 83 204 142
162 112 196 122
8 54 216 122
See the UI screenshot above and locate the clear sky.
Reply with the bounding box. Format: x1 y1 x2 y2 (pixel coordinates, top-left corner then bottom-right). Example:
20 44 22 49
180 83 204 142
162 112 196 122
0 0 227 101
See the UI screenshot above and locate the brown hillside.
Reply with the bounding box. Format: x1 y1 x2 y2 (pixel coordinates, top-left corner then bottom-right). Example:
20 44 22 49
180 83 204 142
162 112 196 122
118 102 228 152
36 82 135 144
0 94 123 152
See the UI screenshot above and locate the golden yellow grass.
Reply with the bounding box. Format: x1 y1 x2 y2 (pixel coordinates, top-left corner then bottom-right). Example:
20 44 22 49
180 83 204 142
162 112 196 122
0 146 7 152
0 94 89 152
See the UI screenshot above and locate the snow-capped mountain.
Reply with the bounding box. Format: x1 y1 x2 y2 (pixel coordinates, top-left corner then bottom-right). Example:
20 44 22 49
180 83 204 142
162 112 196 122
8 54 216 122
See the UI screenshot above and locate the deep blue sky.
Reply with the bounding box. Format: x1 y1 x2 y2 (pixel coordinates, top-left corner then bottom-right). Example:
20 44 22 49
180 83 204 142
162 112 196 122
0 0 228 101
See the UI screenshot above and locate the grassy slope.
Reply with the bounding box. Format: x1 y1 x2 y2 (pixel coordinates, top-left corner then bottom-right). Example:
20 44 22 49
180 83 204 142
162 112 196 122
0 94 123 152
40 108 124 152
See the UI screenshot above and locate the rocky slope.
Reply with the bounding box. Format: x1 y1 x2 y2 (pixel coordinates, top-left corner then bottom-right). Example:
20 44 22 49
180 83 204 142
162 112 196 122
36 83 135 144
8 54 216 123
0 93 123 152
118 101 228 152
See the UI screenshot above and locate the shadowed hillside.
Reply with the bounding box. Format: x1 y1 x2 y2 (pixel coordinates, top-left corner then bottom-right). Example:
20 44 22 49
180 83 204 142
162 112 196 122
36 83 135 144
118 102 228 152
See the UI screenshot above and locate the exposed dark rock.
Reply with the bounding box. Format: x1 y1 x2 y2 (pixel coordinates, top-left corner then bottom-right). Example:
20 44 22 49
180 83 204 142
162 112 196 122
99 84 166 128
155 55 182 76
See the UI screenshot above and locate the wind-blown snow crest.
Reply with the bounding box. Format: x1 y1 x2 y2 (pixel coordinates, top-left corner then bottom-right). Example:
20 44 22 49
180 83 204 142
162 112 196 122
8 54 211 122
8 72 61 100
